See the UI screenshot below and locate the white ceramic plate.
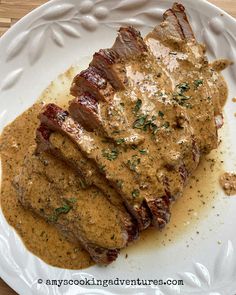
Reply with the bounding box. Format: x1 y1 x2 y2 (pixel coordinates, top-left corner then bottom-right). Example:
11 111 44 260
1 0 236 294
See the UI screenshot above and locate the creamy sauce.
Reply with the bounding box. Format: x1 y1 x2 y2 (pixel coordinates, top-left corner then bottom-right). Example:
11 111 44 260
0 45 229 269
0 69 94 269
128 145 224 251
220 172 236 196
0 103 93 269
73 35 229 228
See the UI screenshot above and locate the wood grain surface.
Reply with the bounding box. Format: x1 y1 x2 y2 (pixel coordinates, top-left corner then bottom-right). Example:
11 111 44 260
0 0 235 294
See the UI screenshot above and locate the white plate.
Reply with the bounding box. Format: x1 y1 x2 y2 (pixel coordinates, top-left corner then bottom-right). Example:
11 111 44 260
1 0 236 294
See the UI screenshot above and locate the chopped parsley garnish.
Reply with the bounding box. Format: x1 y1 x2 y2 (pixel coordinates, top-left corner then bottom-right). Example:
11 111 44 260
55 205 71 215
194 79 203 89
132 189 140 198
139 149 148 155
173 96 192 108
117 180 124 189
48 204 72 222
133 99 142 113
133 114 148 129
173 93 191 102
143 116 157 131
173 82 192 108
158 111 164 118
67 198 77 204
127 156 140 172
163 122 170 129
102 148 119 161
116 138 125 145
98 164 106 173
177 82 190 94
133 114 158 134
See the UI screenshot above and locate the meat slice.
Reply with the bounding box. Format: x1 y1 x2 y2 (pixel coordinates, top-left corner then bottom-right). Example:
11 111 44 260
90 49 127 90
163 3 194 41
65 14 202 231
171 3 195 40
14 148 124 264
36 124 139 244
71 27 147 101
38 104 200 230
36 3 228 236
112 26 148 58
147 2 194 46
70 66 114 101
38 104 152 230
145 2 227 154
162 8 185 40
69 93 100 131
69 26 148 133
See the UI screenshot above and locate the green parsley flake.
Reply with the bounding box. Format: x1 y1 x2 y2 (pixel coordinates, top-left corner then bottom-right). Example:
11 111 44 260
139 149 148 155
133 115 148 129
102 148 119 161
194 79 203 89
158 111 164 118
133 114 158 134
99 164 106 173
48 204 72 222
177 82 190 93
132 189 140 198
173 83 192 108
67 198 77 204
163 122 170 129
133 99 142 113
116 138 125 145
127 156 140 172
117 180 124 189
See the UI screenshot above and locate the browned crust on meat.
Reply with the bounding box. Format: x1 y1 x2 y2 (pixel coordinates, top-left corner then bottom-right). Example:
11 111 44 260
172 3 195 41
39 103 83 142
90 49 127 90
163 3 195 41
69 26 148 134
112 26 148 58
86 246 119 264
163 8 185 40
69 93 100 132
148 2 195 44
70 66 114 101
146 197 171 229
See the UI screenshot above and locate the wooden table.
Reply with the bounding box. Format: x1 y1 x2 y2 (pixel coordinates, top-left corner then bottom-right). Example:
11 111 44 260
0 0 235 294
